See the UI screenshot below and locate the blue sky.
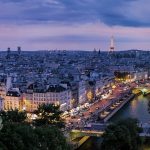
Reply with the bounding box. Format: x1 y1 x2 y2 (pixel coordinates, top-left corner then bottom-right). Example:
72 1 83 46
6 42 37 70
0 0 150 51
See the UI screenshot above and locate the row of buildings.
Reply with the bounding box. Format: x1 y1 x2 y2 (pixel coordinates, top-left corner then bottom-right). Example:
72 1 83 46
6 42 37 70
0 49 149 112
0 76 115 112
0 70 148 112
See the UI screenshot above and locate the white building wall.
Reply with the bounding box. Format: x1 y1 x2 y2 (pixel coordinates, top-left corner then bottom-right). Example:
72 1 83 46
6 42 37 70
25 89 72 112
133 72 148 81
78 80 86 104
95 80 103 96
4 96 20 110
0 83 6 99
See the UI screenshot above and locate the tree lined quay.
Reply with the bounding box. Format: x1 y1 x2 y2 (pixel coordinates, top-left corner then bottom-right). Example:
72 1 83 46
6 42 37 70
67 80 150 149
65 83 134 130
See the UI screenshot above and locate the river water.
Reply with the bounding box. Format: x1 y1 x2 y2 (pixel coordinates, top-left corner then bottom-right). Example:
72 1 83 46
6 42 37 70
78 95 150 150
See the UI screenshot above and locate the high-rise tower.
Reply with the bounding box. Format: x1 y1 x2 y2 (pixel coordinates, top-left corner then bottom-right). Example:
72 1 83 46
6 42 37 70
7 47 10 55
6 47 11 59
109 36 115 53
17 46 21 55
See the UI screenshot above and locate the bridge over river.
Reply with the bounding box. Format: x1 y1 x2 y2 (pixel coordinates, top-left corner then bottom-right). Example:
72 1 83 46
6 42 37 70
70 123 150 147
70 123 106 140
132 86 150 95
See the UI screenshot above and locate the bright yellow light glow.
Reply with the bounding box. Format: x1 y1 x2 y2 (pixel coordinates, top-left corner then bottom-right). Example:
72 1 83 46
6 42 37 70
112 85 116 89
87 91 93 101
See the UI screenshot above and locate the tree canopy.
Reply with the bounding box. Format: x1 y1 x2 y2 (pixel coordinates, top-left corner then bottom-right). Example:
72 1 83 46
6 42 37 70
0 123 70 150
0 109 27 123
34 103 64 128
0 105 69 150
101 118 142 150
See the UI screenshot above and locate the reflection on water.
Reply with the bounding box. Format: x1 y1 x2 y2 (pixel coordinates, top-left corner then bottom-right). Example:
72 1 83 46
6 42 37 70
78 95 150 150
110 95 150 123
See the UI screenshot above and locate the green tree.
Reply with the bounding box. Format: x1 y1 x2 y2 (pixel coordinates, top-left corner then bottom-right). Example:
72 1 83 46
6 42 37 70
34 126 69 150
101 118 142 150
0 141 7 150
0 123 24 150
0 123 70 150
0 109 27 123
117 118 142 149
34 104 64 128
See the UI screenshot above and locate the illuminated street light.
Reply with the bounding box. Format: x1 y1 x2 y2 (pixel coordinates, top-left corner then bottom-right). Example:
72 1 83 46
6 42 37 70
87 91 93 102
141 88 148 95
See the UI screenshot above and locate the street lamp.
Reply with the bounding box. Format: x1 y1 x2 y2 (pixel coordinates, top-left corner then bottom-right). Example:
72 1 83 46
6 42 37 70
87 91 93 102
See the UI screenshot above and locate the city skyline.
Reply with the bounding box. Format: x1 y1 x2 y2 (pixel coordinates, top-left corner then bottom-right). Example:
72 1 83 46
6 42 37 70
0 0 150 51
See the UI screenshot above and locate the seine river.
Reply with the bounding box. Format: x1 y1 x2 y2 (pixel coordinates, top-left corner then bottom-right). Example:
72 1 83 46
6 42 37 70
78 95 150 150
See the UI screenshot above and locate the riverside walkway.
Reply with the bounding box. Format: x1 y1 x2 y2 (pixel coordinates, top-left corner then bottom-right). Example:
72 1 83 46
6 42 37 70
70 91 135 140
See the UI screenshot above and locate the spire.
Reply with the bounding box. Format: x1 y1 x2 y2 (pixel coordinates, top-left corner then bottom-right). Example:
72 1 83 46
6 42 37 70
98 49 101 54
6 47 11 59
109 36 115 53
17 46 21 55
7 47 11 55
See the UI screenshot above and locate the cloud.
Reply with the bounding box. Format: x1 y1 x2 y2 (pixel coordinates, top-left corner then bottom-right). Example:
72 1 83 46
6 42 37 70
0 22 150 51
0 0 150 27
0 0 150 50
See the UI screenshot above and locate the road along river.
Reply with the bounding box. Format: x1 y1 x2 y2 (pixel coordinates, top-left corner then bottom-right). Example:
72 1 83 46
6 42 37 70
78 94 150 150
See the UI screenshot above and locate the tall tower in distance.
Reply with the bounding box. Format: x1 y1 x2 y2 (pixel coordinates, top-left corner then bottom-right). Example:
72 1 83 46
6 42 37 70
17 46 21 55
109 36 115 53
6 47 11 59
7 47 10 55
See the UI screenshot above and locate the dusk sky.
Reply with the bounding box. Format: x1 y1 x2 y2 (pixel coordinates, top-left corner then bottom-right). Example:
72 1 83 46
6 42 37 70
0 0 150 51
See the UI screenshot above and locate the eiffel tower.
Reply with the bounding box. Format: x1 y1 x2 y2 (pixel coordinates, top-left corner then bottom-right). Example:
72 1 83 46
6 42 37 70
109 36 115 53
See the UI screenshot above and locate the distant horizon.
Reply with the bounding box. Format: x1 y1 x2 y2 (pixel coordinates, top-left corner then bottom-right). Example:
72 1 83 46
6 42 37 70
0 48 149 52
